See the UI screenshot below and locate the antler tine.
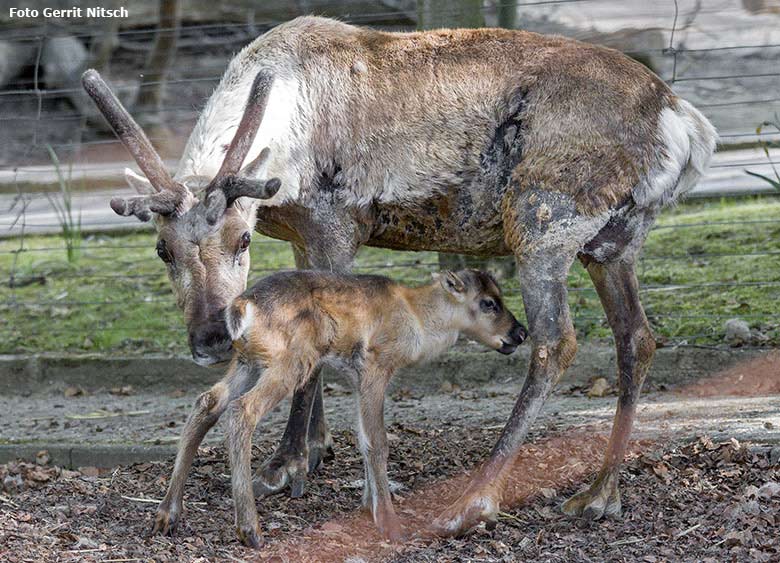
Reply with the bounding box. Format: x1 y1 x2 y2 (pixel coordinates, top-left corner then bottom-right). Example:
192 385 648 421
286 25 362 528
212 71 274 184
82 69 190 221
203 72 281 225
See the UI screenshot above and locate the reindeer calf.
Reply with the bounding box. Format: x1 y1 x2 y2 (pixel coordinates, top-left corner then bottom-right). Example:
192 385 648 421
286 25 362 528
190 269 523 546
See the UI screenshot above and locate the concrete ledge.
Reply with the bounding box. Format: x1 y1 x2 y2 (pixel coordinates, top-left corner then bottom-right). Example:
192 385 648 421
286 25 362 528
0 443 177 468
0 345 769 396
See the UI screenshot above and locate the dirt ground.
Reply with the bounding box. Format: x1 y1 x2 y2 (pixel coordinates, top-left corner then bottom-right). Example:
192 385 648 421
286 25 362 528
1 353 779 562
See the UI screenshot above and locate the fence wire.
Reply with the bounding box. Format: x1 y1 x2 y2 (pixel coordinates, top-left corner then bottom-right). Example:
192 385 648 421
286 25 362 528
1 0 779 355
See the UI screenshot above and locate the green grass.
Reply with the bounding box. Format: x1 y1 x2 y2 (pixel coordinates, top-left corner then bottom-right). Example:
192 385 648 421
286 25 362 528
1 197 779 355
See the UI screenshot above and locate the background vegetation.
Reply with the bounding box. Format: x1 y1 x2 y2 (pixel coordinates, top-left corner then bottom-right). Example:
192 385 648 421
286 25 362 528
2 196 778 356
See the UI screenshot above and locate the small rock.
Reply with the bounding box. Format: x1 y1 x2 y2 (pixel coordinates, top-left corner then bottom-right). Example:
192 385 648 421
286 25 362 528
517 536 534 553
586 377 611 398
723 530 750 547
540 487 557 500
757 481 780 499
3 474 24 493
109 385 134 396
72 536 99 550
764 421 775 430
63 386 84 398
724 318 751 346
742 500 760 515
35 450 50 466
770 446 780 466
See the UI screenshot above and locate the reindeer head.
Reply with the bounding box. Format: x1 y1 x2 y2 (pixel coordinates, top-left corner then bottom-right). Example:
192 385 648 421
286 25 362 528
437 270 528 355
82 70 281 366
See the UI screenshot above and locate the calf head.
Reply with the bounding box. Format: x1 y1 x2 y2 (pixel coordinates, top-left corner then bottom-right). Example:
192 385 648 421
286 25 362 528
437 269 527 354
82 69 280 365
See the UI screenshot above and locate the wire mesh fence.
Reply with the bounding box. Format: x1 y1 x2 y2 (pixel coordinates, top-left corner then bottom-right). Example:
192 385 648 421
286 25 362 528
0 0 779 356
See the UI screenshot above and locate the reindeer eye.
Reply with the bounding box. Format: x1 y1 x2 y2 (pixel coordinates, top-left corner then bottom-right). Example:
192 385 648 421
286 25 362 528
239 231 251 252
480 298 498 314
156 240 172 264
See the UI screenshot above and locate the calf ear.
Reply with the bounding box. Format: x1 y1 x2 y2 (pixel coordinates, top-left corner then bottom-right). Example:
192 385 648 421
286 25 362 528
438 271 467 301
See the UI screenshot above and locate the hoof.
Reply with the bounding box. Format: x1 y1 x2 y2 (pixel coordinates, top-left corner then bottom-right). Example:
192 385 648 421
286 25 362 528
561 473 621 520
236 524 262 549
431 492 499 537
307 435 335 474
253 451 309 499
151 503 180 536
253 434 334 498
378 517 405 543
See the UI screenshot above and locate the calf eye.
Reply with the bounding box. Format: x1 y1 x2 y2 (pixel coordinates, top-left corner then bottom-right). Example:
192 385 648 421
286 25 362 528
479 298 497 313
156 240 173 263
239 231 251 252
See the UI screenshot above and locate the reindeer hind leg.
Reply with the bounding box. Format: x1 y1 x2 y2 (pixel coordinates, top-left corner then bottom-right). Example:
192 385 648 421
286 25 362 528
562 212 656 520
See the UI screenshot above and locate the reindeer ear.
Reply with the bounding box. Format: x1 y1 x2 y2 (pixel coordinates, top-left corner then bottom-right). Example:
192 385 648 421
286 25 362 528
439 271 467 301
124 168 155 195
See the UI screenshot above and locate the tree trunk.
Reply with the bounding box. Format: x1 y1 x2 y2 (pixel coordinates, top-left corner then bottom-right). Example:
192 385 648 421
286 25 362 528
136 0 181 130
498 0 517 29
417 0 484 29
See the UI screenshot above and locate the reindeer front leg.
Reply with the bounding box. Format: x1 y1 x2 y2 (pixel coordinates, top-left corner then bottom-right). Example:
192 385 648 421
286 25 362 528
561 258 655 519
153 358 259 535
433 190 598 536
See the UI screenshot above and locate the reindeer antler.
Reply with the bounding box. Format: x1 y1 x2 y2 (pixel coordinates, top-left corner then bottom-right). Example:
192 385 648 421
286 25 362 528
81 69 191 222
203 71 282 225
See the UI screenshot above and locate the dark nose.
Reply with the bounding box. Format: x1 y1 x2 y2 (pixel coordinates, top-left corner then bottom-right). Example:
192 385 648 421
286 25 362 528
189 315 232 366
509 320 528 345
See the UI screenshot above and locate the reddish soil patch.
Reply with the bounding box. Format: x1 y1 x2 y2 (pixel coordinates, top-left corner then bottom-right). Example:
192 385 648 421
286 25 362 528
680 351 780 398
260 431 647 562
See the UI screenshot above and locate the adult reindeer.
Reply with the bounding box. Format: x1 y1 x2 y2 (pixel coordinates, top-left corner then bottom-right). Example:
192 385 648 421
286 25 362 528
83 16 716 540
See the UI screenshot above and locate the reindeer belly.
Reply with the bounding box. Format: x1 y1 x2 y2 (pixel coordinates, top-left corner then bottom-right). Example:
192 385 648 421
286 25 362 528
368 189 511 256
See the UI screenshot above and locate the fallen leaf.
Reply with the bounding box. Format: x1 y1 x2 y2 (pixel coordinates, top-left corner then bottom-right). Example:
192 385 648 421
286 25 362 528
109 385 134 396
79 466 100 478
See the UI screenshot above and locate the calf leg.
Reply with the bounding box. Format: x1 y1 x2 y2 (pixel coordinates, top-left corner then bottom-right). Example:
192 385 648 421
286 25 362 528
356 369 402 542
227 365 298 548
152 358 258 535
562 258 655 519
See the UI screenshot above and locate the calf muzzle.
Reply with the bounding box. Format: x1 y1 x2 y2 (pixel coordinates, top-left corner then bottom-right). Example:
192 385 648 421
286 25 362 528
498 320 528 355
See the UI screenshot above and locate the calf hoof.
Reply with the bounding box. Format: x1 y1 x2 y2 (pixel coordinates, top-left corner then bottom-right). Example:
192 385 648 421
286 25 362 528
236 524 262 549
431 490 499 537
253 453 309 499
561 472 621 520
151 503 180 536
